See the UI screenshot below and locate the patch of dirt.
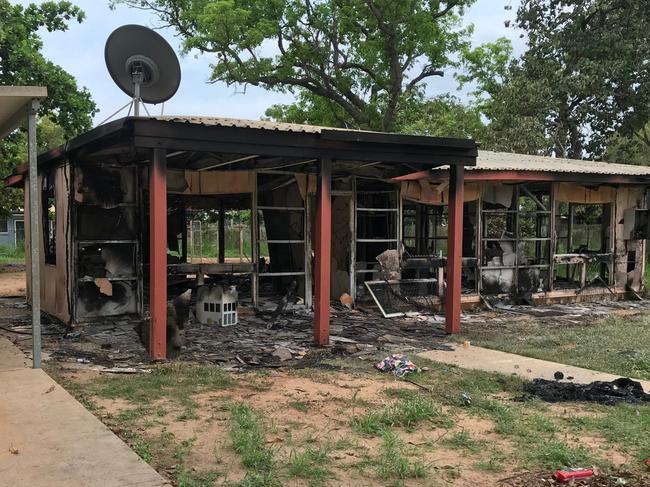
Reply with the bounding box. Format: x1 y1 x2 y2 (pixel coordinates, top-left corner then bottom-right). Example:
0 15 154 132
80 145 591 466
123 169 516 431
0 271 25 297
577 436 629 467
51 365 649 487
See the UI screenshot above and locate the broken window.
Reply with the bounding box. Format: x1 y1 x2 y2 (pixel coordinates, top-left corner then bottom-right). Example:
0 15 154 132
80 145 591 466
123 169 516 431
402 203 448 256
401 200 478 292
354 179 399 293
74 164 139 320
330 188 354 298
481 183 551 296
554 203 612 288
171 194 253 265
257 172 308 300
42 171 56 264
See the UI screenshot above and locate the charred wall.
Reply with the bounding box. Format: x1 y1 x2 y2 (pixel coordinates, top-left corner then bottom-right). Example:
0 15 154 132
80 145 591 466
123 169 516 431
73 163 139 321
24 163 73 322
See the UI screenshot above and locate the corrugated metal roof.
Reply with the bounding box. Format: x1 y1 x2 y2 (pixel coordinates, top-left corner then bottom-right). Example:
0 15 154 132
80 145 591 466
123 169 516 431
155 120 650 176
468 150 650 176
155 115 373 135
429 150 650 176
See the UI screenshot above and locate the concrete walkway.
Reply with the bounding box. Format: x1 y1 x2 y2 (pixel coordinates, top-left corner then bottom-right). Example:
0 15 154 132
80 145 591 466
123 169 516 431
419 343 650 393
0 337 169 487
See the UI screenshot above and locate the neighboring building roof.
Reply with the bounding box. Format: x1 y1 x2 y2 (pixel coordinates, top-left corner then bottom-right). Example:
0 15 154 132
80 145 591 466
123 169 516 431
0 86 47 139
395 149 650 184
470 150 650 176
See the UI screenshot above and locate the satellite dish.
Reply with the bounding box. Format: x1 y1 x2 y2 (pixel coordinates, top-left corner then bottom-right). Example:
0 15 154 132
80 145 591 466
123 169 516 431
104 24 181 117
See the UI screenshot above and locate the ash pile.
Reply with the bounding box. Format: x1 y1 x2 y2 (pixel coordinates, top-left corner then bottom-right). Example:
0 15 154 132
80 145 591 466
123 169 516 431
523 377 650 405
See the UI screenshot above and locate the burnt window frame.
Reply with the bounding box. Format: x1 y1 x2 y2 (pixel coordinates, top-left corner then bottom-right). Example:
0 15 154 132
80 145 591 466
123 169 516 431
480 183 552 295
42 171 56 265
553 202 613 286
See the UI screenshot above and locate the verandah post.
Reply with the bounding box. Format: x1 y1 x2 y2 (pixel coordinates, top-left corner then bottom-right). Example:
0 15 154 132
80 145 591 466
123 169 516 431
149 148 167 359
445 164 464 333
313 156 332 345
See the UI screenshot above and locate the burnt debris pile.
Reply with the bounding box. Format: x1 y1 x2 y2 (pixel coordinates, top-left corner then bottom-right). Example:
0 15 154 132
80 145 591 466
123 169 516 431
524 377 650 405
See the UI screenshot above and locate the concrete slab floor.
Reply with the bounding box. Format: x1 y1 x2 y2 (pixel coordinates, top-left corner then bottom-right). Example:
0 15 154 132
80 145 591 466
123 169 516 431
0 337 169 487
419 343 650 393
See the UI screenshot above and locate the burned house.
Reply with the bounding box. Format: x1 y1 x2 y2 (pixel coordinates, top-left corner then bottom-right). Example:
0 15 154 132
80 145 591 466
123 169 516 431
4 116 475 359
5 117 650 359
395 151 650 307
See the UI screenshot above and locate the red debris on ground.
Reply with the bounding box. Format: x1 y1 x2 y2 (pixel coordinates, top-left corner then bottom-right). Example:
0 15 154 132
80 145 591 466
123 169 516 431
500 471 650 486
553 468 594 483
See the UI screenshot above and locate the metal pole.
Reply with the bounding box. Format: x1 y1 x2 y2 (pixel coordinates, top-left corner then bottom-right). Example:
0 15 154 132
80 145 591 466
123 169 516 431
218 201 225 263
27 100 41 368
303 194 313 308
251 180 259 308
133 81 141 117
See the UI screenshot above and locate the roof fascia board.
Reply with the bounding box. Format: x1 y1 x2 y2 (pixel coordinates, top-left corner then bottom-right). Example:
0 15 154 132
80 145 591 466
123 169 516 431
428 169 650 184
132 134 475 166
37 118 132 166
132 119 477 166
320 128 477 151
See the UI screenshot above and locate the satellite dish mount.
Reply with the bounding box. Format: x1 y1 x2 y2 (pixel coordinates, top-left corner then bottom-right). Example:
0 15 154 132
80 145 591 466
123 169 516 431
127 54 161 116
102 25 181 123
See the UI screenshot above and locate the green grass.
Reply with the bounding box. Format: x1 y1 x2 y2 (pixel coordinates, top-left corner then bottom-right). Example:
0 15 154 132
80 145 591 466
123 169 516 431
51 355 650 483
88 363 234 405
526 440 595 469
229 403 280 487
177 470 221 487
386 360 616 470
558 402 650 463
0 244 24 264
459 313 650 380
476 451 507 472
286 446 333 485
442 430 486 453
376 431 427 482
352 390 452 435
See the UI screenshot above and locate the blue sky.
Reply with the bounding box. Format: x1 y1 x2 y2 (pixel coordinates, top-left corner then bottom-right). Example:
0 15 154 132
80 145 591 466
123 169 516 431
18 0 524 124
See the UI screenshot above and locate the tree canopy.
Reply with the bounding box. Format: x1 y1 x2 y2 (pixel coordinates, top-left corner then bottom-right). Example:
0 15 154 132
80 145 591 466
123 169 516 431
486 0 650 159
116 0 650 164
0 0 97 214
1 0 96 136
113 0 481 132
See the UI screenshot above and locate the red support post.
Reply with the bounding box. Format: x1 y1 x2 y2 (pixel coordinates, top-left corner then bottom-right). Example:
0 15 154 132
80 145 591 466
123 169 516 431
313 157 332 346
149 148 167 360
445 164 464 334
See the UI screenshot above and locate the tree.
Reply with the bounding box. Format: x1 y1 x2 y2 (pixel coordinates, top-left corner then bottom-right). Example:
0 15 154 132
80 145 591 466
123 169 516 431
489 0 650 159
603 122 650 166
396 95 485 140
0 118 67 215
0 0 96 214
113 0 479 132
451 37 552 153
1 1 96 136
